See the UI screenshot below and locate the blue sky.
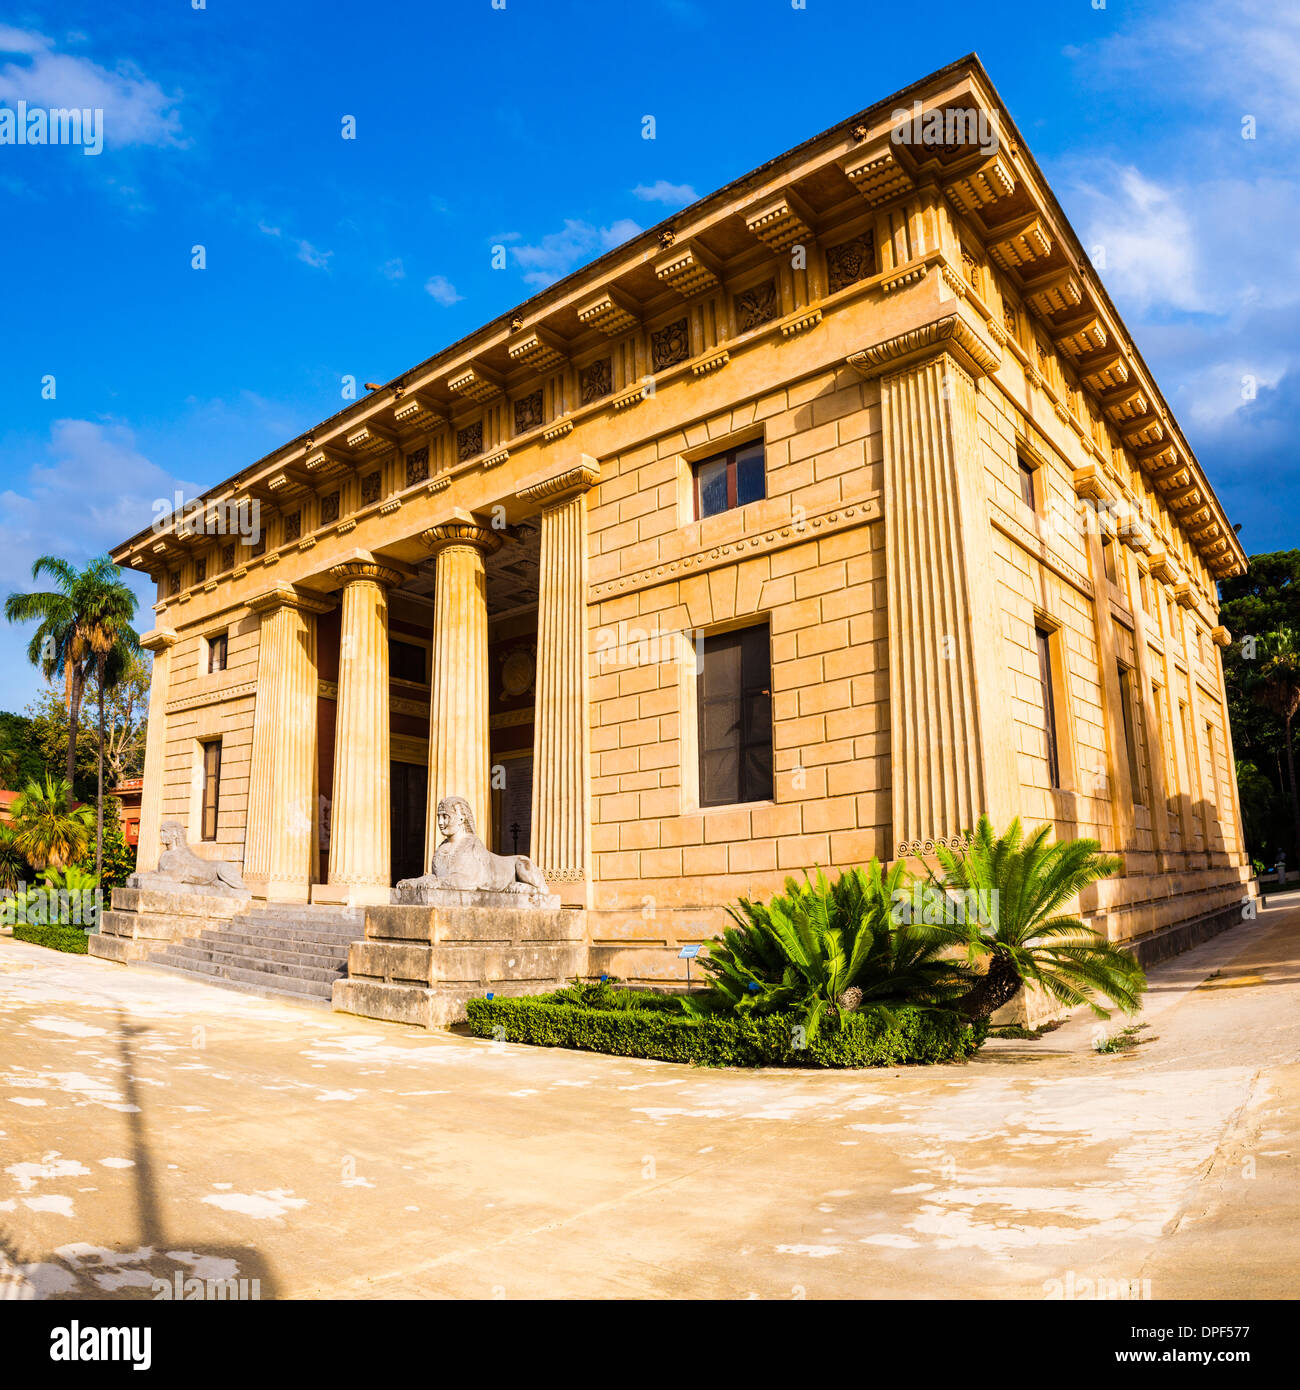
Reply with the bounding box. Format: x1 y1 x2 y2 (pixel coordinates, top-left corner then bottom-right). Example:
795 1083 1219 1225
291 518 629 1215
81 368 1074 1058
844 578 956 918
1 0 1297 711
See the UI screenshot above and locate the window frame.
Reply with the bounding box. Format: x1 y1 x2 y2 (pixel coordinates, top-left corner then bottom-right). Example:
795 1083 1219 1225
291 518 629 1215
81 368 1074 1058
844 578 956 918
691 439 766 521
200 739 222 842
1116 659 1144 806
1017 452 1038 513
1034 625 1062 790
206 629 228 675
696 623 774 809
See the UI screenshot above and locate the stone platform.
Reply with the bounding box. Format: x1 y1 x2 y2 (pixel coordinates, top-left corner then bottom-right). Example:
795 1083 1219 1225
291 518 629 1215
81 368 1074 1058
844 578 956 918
89 885 248 964
332 902 587 1029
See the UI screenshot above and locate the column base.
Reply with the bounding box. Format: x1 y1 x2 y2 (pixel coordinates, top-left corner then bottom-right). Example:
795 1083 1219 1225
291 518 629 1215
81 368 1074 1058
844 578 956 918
311 880 394 907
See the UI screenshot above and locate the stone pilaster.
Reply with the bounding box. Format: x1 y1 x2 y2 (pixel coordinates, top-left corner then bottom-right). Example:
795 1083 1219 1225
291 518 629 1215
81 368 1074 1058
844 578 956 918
421 517 502 866
244 584 331 901
135 628 178 873
853 322 1013 855
320 559 403 904
518 458 599 905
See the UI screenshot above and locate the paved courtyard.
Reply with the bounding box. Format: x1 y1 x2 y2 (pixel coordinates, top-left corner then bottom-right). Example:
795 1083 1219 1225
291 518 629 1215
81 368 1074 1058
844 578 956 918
1 900 1297 1300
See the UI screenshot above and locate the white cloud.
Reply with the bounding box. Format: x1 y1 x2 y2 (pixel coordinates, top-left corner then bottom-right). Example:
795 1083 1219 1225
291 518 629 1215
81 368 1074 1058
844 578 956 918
0 26 183 148
632 180 698 207
506 218 643 288
295 239 332 270
0 419 192 708
423 274 462 306
382 257 405 281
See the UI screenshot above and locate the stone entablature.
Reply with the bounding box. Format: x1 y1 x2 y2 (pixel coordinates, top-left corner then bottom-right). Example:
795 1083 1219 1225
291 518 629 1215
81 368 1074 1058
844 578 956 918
116 58 1242 608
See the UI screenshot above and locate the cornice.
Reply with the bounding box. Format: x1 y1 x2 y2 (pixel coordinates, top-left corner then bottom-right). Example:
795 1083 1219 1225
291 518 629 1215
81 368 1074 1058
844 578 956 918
516 456 601 508
246 584 335 617
845 310 1001 380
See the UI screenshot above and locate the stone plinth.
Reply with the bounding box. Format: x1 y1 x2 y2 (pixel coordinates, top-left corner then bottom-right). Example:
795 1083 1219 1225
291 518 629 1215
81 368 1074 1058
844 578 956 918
89 885 248 964
392 882 560 911
332 903 586 1029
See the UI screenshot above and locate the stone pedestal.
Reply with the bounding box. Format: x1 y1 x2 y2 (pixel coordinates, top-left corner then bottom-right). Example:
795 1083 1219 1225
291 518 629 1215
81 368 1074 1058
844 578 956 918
332 903 587 1029
89 885 247 964
421 518 501 868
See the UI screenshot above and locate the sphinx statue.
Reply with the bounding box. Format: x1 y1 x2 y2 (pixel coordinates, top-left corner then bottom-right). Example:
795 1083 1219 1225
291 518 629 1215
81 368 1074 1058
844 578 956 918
395 796 555 907
129 821 251 898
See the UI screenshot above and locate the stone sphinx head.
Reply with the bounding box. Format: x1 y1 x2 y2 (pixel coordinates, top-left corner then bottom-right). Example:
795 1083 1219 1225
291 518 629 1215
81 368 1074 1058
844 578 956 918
159 821 185 850
436 796 476 840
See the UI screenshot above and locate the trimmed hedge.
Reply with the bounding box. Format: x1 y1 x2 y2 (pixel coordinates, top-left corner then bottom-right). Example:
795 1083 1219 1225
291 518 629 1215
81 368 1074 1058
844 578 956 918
12 924 90 954
466 994 986 1068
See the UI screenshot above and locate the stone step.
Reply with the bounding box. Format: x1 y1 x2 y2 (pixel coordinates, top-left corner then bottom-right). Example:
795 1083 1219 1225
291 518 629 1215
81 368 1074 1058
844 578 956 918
152 942 345 986
204 926 360 954
235 907 365 928
143 960 334 1006
190 933 350 971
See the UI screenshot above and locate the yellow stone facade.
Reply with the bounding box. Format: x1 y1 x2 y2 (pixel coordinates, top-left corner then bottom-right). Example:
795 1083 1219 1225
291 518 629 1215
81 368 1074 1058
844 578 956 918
112 57 1250 984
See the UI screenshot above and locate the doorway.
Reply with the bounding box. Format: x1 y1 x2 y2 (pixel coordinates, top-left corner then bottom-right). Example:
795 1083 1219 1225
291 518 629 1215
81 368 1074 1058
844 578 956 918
390 761 427 884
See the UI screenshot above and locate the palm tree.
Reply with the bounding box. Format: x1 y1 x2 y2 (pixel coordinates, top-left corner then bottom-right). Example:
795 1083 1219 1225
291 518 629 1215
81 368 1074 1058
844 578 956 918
1248 628 1300 859
924 816 1146 1022
8 774 94 872
0 825 24 892
4 556 140 877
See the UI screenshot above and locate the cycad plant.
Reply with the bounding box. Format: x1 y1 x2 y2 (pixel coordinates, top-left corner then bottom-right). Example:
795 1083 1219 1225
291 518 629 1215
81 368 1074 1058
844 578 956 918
687 861 968 1039
8 774 95 872
924 816 1145 1021
0 826 24 892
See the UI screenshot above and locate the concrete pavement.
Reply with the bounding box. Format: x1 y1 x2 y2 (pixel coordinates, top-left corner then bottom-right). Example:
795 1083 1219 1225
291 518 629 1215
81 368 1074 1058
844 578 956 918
1 899 1296 1299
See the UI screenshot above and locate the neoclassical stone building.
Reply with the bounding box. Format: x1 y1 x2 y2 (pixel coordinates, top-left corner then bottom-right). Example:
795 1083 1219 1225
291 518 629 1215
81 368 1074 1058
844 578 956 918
112 56 1251 981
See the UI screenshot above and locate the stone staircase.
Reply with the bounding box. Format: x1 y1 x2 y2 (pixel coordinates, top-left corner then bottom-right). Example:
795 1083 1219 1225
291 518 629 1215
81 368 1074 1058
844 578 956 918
143 904 366 1005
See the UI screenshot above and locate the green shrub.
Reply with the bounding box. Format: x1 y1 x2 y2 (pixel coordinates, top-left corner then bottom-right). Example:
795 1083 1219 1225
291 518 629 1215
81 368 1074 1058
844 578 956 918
12 923 90 954
466 994 986 1068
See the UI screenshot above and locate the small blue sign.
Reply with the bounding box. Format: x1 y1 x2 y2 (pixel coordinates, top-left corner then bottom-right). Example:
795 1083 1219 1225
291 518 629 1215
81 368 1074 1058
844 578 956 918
678 944 701 959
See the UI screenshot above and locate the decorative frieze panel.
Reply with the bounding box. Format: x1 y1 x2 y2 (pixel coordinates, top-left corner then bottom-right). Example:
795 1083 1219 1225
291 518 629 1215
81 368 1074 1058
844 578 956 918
405 447 429 487
578 357 612 404
650 317 690 370
514 390 545 435
457 422 483 461
360 470 382 505
575 290 638 337
653 244 719 298
734 280 778 331
825 233 875 294
320 490 341 525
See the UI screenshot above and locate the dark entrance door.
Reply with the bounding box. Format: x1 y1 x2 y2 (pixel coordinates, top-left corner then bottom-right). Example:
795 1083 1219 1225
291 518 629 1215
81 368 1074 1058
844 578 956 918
390 762 426 885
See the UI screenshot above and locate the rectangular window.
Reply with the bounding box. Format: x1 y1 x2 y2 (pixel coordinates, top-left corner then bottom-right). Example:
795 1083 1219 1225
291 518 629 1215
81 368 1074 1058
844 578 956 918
693 439 765 520
1017 453 1037 512
201 740 222 842
1101 536 1119 586
1117 660 1143 805
697 625 773 807
1035 626 1061 789
389 638 427 684
207 630 228 674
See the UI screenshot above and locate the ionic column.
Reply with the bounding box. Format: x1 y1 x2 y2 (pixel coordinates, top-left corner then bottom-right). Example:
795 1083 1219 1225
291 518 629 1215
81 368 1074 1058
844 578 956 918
135 627 178 873
421 516 501 866
323 559 402 904
244 584 330 900
850 320 1014 855
518 458 599 905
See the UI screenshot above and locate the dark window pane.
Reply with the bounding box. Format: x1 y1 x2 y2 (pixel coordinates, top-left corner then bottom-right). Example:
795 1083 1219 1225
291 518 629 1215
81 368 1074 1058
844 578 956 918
699 624 772 807
1036 628 1060 789
736 444 766 507
701 748 740 807
697 457 729 518
202 740 222 841
389 639 426 684
1018 459 1036 510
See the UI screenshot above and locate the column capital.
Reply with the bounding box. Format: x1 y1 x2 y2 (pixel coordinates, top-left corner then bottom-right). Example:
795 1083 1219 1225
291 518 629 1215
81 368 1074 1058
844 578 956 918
420 508 503 556
845 310 1001 381
516 455 600 509
247 582 335 617
139 627 179 652
329 558 405 589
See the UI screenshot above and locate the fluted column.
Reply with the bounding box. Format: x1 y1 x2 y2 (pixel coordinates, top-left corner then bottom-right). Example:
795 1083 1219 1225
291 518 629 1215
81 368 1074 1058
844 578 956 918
519 458 599 906
874 344 1014 855
323 560 402 904
421 517 501 865
244 584 330 900
135 627 178 873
